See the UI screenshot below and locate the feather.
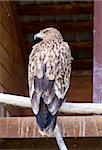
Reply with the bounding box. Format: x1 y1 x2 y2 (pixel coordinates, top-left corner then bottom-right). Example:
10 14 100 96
36 97 57 132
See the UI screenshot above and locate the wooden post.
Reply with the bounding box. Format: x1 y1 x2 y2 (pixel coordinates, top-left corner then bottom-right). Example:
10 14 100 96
93 1 102 103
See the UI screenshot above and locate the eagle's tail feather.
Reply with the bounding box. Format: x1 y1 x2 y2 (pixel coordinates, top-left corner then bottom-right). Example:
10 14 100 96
36 98 57 133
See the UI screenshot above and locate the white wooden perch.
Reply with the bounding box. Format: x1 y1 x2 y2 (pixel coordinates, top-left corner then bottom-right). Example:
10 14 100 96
0 93 102 114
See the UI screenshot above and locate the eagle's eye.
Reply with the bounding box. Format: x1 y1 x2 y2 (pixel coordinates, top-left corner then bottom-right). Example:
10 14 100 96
43 30 48 33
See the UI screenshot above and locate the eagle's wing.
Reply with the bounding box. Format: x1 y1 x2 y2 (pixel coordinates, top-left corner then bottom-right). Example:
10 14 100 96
28 42 72 132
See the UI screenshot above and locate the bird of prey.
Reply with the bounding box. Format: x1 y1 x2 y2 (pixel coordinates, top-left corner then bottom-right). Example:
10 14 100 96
28 27 73 135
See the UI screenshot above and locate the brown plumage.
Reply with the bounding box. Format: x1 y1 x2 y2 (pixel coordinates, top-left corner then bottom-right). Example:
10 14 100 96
28 27 73 134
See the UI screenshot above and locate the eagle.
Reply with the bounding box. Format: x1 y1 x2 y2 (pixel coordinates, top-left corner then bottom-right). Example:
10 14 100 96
28 27 73 135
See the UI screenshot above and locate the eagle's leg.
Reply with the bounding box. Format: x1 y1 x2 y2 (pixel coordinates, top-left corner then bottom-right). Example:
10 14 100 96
53 124 68 150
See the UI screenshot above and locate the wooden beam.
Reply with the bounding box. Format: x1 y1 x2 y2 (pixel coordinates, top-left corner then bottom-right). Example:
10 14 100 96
0 116 102 138
21 21 92 33
70 41 92 53
3 91 102 116
17 3 93 16
73 59 92 70
1 137 102 149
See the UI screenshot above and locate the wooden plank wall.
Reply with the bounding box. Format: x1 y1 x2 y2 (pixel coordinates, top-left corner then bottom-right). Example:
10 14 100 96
68 71 92 103
0 2 27 116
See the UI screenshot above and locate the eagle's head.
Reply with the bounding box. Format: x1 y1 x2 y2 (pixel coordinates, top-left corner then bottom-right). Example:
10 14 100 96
34 27 63 44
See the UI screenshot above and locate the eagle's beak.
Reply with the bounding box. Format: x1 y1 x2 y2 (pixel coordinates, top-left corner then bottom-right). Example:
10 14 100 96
34 32 44 40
